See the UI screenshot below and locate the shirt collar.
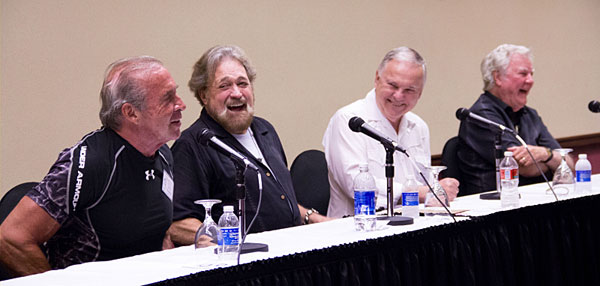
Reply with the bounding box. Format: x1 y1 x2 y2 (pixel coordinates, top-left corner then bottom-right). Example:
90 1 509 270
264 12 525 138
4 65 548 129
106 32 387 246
484 90 529 115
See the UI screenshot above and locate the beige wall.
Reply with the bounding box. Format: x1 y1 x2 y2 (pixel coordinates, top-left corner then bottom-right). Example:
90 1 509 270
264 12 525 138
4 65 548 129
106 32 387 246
2 0 600 196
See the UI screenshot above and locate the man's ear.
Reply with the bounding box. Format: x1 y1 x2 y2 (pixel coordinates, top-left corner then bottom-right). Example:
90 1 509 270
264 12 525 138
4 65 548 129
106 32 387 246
121 103 139 124
199 91 208 106
492 70 502 87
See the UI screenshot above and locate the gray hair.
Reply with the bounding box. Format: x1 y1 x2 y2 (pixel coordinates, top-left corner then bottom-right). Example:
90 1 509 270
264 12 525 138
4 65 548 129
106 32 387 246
481 44 533 91
188 45 257 105
99 56 165 130
377 47 427 85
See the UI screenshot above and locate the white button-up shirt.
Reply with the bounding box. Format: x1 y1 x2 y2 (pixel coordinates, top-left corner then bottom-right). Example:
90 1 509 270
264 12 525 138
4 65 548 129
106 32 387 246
322 89 432 218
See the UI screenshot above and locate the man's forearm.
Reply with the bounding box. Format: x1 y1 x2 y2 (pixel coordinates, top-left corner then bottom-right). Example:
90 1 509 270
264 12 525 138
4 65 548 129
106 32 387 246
0 239 51 277
168 218 202 246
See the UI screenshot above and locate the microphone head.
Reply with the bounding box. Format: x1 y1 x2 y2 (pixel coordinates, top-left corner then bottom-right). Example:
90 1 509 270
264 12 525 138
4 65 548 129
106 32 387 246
199 128 214 146
348 116 365 132
455 108 470 120
589 100 600 113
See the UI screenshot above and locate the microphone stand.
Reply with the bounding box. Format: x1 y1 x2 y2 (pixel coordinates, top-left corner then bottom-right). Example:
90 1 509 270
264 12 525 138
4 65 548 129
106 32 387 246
215 159 268 262
376 145 414 225
378 143 457 224
480 132 503 200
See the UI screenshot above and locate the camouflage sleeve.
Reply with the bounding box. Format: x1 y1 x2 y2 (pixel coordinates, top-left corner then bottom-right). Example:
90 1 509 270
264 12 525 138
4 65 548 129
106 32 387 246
27 143 99 224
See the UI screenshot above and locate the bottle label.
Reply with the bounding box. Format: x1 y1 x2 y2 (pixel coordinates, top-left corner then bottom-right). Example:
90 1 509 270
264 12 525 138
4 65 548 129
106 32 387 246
500 168 519 180
220 227 239 246
402 192 419 206
576 170 591 182
354 190 375 216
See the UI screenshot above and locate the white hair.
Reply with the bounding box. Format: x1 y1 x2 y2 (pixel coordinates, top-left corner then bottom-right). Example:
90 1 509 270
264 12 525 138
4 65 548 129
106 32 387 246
481 44 532 91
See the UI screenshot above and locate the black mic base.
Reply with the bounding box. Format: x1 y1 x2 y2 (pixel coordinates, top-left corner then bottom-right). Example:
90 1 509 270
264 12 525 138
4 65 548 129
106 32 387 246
480 191 501 200
479 191 521 200
213 242 269 255
241 242 269 254
377 215 414 226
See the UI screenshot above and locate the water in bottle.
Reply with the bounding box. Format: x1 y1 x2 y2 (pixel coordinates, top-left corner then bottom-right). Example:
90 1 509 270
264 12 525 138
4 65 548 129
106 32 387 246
500 151 519 208
575 153 592 193
217 205 240 260
353 164 377 232
402 174 419 218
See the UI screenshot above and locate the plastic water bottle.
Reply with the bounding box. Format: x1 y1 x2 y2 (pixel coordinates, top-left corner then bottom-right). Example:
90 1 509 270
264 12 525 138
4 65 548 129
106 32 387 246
402 174 419 218
575 153 592 193
353 164 376 232
217 205 239 260
500 151 519 208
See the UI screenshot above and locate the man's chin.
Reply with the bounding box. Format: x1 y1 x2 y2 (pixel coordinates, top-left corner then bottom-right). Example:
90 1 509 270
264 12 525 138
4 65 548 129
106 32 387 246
217 113 253 134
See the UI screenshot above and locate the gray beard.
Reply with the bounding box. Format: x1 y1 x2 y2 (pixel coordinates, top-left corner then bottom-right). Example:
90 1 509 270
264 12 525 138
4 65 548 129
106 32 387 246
206 105 254 135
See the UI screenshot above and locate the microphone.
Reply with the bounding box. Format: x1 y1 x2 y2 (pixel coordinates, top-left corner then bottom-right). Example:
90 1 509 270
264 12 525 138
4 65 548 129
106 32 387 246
589 100 600 113
199 128 259 171
455 108 517 135
348 116 406 153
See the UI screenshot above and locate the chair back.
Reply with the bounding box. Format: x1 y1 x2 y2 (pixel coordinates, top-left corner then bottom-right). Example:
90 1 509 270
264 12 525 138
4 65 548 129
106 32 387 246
441 136 461 182
290 150 330 215
0 182 38 225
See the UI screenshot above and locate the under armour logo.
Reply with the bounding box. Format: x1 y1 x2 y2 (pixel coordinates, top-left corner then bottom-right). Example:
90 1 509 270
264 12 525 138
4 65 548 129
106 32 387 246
145 169 155 181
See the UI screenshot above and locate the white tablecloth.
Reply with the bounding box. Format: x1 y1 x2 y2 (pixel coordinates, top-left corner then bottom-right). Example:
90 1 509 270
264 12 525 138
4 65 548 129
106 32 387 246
4 175 599 286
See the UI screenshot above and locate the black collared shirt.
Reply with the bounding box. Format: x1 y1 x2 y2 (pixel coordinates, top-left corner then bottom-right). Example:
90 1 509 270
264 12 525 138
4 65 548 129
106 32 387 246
457 91 560 195
171 109 301 233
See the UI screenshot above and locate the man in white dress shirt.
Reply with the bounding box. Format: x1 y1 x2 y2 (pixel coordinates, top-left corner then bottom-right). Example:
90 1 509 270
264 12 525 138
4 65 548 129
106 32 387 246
322 47 460 218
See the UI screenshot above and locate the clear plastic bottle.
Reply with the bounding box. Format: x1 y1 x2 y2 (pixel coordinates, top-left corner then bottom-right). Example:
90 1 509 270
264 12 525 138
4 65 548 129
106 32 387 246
217 205 240 260
353 164 377 232
500 151 519 208
402 174 419 218
575 153 592 193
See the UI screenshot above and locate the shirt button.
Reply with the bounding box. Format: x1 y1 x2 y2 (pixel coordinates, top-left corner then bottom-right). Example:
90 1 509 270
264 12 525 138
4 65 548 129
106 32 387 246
266 172 271 177
280 195 285 200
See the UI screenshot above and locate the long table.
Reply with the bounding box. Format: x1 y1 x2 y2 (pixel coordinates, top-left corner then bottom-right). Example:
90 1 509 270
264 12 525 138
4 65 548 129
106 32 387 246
4 176 600 285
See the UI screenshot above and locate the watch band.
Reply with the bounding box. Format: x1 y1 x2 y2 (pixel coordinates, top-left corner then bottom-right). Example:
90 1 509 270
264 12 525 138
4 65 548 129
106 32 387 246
542 148 554 163
304 208 319 224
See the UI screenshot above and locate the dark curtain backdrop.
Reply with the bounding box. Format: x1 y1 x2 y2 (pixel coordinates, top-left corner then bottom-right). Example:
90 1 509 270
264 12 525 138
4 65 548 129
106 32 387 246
152 195 600 286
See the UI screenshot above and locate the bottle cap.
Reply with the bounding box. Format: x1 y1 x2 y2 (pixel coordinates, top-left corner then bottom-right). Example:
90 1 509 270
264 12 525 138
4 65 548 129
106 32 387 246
579 154 588 159
223 205 234 212
504 151 513 157
358 163 369 171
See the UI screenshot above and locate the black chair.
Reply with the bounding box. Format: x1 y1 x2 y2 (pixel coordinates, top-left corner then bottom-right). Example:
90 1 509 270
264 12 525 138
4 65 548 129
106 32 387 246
290 150 330 215
440 136 462 188
0 182 38 225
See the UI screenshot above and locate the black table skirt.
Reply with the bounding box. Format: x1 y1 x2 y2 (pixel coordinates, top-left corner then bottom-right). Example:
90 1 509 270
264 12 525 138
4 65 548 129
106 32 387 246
152 195 600 286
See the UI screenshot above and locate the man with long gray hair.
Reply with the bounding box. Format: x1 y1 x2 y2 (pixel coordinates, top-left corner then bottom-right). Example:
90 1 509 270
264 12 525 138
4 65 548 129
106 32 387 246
169 45 328 247
0 56 186 277
457 44 573 196
323 47 459 218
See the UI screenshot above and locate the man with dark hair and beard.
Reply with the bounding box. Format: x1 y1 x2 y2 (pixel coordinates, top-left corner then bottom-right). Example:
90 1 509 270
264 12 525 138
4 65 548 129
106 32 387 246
169 45 328 246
